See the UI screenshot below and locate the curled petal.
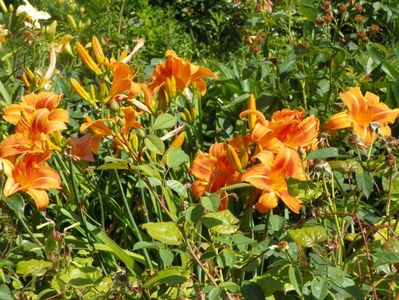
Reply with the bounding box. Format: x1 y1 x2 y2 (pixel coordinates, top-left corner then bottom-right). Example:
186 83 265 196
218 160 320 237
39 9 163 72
276 190 302 214
242 164 271 190
325 111 352 131
25 189 49 210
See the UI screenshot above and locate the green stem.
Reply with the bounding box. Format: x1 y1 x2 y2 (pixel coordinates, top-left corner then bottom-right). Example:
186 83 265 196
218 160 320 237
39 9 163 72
113 169 153 269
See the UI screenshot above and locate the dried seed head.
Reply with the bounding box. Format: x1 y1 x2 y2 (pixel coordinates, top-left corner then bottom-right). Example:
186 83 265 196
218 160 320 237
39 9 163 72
370 23 381 34
355 15 365 24
338 3 348 13
357 30 366 41
355 3 364 13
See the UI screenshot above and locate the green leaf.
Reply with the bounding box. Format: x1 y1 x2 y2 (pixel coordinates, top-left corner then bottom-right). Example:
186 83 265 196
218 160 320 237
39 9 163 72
298 5 317 22
61 267 102 288
0 80 11 105
329 159 364 174
201 210 239 234
166 180 188 197
289 265 302 296
241 281 264 300
166 147 189 168
208 287 222 300
220 281 240 293
159 248 174 267
98 156 129 170
133 241 162 251
287 226 328 247
221 247 236 267
384 238 399 253
185 204 204 224
142 222 183 245
143 267 188 290
311 277 329 300
355 171 373 198
0 284 14 300
200 195 220 212
153 113 176 130
306 147 339 160
86 222 140 275
373 252 399 267
144 134 165 155
16 259 53 277
286 178 322 202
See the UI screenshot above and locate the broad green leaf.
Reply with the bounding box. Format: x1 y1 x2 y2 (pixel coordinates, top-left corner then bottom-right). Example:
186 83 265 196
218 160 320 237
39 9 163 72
329 159 363 174
311 277 329 300
289 265 302 297
286 178 322 202
60 267 102 288
200 195 220 212
98 157 130 170
241 281 264 300
185 204 203 224
208 287 222 300
166 180 188 197
201 210 239 234
143 267 188 289
306 147 339 160
133 241 162 251
0 284 14 300
159 248 174 267
144 134 165 155
384 238 399 253
298 5 317 22
287 226 327 247
16 259 53 277
221 247 236 267
0 80 11 105
166 147 189 168
373 252 399 267
153 113 176 130
220 281 240 293
356 171 373 198
142 222 183 245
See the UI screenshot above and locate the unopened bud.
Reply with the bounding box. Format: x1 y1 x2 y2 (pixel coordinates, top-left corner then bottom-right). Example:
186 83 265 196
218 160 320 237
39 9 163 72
247 95 257 130
227 145 243 172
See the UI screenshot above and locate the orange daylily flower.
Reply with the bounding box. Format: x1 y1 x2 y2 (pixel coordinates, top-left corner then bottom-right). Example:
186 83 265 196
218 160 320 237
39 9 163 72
190 143 241 210
242 144 306 213
148 50 216 110
2 154 61 210
3 92 68 125
241 108 319 151
80 118 112 153
325 87 399 146
69 135 94 161
80 107 142 153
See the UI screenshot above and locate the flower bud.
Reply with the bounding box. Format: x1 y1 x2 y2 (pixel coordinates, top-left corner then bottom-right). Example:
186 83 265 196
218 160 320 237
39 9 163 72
227 145 243 172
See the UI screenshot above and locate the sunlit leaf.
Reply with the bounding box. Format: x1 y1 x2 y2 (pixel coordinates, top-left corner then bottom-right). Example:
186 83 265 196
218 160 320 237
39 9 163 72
142 222 183 245
287 226 327 247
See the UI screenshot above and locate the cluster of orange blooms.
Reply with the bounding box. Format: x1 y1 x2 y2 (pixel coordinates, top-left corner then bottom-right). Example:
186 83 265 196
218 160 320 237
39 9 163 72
0 92 68 209
72 37 215 158
190 87 399 214
2 35 398 214
190 97 320 214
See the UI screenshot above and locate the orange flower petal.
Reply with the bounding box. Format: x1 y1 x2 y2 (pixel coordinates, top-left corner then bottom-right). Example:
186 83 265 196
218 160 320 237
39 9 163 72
276 190 302 213
255 191 278 213
25 189 49 210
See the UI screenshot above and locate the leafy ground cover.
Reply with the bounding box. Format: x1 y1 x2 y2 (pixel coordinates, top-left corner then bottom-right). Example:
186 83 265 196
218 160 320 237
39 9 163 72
1 0 399 299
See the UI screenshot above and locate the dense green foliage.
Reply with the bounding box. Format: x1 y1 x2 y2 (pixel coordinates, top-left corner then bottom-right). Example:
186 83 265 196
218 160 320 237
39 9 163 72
1 0 399 299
